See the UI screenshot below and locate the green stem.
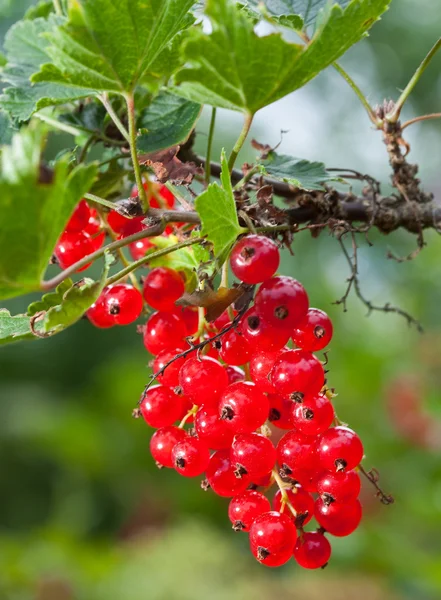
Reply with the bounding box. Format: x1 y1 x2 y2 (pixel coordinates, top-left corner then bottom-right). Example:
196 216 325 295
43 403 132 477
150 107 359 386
401 112 441 130
53 0 62 15
41 227 167 291
205 108 217 186
233 165 260 190
105 237 204 286
99 94 130 143
387 37 441 122
78 136 95 163
332 63 378 124
228 113 254 173
125 93 150 213
97 154 131 168
34 113 83 137
84 193 119 212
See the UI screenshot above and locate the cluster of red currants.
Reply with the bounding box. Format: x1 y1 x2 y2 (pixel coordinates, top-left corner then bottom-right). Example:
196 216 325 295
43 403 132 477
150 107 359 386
136 234 364 570
53 181 175 270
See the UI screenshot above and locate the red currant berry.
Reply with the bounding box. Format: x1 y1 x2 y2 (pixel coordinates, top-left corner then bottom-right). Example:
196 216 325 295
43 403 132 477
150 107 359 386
316 469 361 504
225 365 245 385
142 267 185 311
228 490 271 532
131 181 175 209
129 235 154 261
140 385 183 428
194 406 234 450
108 211 144 235
293 532 332 569
230 235 280 284
316 426 364 472
249 350 280 394
273 486 314 527
179 356 228 408
291 393 334 436
249 511 297 567
205 449 251 497
173 306 199 336
87 296 115 329
212 309 235 331
270 349 325 399
292 308 333 352
152 348 187 387
101 284 143 325
84 208 101 236
55 231 95 271
314 497 362 537
254 276 309 329
276 430 318 476
172 436 210 477
143 311 186 355
218 382 270 434
231 433 276 479
149 426 187 468
268 394 296 430
241 307 290 352
66 199 91 232
219 326 251 366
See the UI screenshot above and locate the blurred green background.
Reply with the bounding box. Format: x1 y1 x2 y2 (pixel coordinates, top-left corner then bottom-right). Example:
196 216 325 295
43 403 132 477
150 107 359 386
1 1 441 599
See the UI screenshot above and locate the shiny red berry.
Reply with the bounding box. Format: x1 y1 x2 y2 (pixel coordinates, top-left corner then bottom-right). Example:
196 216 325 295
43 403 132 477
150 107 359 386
230 433 276 479
249 350 280 394
87 296 115 329
314 497 362 536
172 437 210 477
292 308 334 352
140 385 183 428
230 235 280 284
241 307 290 352
205 449 251 497
55 230 95 271
218 382 270 434
107 210 143 235
291 393 335 436
272 486 314 526
179 356 229 408
268 393 297 430
142 267 185 311
194 406 234 450
66 199 91 232
149 426 187 468
152 348 187 387
316 469 361 504
101 284 143 325
270 349 325 399
225 365 245 385
293 532 332 569
316 426 364 472
143 311 186 355
219 326 251 365
131 181 175 209
173 306 199 336
254 276 309 329
228 490 271 532
276 430 318 476
249 511 297 567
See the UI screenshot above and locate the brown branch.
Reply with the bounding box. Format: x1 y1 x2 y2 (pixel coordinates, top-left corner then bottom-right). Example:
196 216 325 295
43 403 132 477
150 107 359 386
358 465 394 505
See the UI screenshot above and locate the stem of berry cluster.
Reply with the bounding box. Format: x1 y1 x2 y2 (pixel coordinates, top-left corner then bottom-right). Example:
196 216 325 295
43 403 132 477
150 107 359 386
272 469 298 519
228 113 254 173
125 93 150 212
99 94 130 143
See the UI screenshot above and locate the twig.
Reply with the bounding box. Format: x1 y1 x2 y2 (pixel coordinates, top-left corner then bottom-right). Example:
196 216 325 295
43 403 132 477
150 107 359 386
401 113 441 130
358 464 394 505
205 108 217 186
228 113 254 173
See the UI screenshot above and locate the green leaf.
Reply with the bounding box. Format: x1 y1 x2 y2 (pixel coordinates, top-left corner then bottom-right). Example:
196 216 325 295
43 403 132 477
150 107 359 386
27 278 74 316
148 235 199 291
137 91 201 154
90 160 127 199
0 15 92 122
0 111 13 144
24 0 54 20
195 149 242 266
243 1 352 28
0 126 98 300
260 151 340 191
174 0 390 113
0 309 43 345
32 0 196 95
59 102 107 134
41 252 114 335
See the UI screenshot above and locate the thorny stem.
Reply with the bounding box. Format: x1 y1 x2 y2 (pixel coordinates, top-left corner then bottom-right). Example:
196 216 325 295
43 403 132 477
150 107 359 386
99 94 130 143
205 108 217 186
228 113 254 173
387 37 441 122
105 237 204 287
125 93 150 213
401 112 441 130
332 63 378 124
